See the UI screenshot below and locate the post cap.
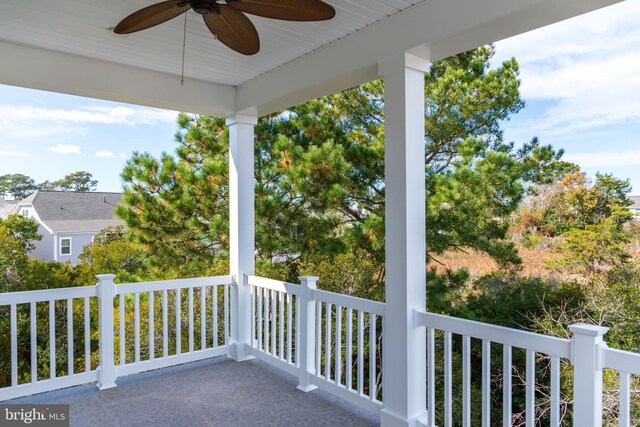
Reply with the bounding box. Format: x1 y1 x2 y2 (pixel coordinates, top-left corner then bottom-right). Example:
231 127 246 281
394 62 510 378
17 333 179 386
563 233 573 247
96 274 116 281
569 323 609 337
298 276 319 282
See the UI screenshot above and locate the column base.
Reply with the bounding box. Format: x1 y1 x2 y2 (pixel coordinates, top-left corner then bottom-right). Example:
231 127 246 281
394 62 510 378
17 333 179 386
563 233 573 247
380 408 430 427
96 381 117 391
228 341 255 362
296 384 318 393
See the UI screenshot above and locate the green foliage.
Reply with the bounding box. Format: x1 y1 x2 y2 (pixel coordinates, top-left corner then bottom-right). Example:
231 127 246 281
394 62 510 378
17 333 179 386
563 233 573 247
43 171 98 192
0 215 42 288
0 171 98 200
550 209 633 276
119 46 570 283
0 174 38 199
76 226 148 285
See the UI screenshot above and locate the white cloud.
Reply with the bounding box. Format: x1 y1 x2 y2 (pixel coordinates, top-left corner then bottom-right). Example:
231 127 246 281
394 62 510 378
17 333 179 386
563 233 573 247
96 150 116 158
494 0 640 138
47 144 81 154
0 150 28 157
564 149 640 168
0 105 177 140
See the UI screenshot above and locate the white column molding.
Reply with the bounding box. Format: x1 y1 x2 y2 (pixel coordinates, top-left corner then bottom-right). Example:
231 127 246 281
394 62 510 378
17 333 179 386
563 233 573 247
379 52 430 427
227 112 258 362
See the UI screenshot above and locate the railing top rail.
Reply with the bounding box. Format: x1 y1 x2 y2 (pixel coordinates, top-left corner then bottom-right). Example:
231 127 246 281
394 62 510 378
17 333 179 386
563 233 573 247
116 275 232 294
415 310 571 359
247 276 301 295
0 285 98 305
603 347 640 375
311 289 385 316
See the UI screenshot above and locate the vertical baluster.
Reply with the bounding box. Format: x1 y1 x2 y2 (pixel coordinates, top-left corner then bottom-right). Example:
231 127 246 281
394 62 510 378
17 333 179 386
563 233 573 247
325 303 332 381
335 306 342 386
526 350 535 427
84 297 90 373
482 340 491 427
67 298 74 375
462 335 471 427
200 286 206 350
271 290 276 355
620 371 630 427
176 289 181 355
257 287 263 351
188 287 194 353
315 301 322 375
503 345 512 427
49 300 56 379
250 285 256 347
287 293 293 363
264 288 269 353
149 291 155 360
346 308 353 391
444 331 452 427
11 303 17 386
427 327 435 426
550 356 560 427
213 285 219 348
369 313 376 400
31 302 37 382
357 310 364 395
162 290 168 358
134 292 140 363
224 284 229 347
294 294 300 366
279 291 285 359
119 294 125 365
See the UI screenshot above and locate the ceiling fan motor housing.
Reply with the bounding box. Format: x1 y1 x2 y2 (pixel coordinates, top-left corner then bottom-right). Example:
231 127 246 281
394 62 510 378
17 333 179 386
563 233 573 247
188 0 219 15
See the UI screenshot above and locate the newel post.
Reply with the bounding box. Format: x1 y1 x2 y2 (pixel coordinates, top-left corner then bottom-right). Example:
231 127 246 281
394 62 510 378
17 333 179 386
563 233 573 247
297 276 318 392
96 274 117 390
569 323 609 427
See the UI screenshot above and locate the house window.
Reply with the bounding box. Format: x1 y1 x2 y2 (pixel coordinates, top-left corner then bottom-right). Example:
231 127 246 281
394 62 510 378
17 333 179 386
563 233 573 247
60 238 72 256
21 209 28 217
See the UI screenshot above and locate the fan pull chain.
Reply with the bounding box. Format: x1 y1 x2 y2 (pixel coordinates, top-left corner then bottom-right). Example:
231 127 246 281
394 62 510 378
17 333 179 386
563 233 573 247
180 12 187 86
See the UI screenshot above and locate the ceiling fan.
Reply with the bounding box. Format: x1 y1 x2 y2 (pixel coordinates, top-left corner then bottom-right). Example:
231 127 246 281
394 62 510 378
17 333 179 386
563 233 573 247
113 0 336 56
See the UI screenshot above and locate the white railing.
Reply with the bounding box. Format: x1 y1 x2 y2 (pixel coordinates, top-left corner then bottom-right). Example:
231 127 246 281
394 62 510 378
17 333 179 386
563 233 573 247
415 311 640 427
0 285 99 401
603 347 640 426
0 274 232 401
247 275 385 414
113 276 231 378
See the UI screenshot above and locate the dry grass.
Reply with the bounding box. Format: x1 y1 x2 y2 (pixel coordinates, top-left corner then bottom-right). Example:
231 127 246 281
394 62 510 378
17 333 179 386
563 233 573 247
428 246 563 279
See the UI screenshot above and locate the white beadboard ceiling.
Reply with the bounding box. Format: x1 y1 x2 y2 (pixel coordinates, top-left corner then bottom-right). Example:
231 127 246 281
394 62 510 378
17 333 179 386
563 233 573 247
0 0 421 87
0 0 624 116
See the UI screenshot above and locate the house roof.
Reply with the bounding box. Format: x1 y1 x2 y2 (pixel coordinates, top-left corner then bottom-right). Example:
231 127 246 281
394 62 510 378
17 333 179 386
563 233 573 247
19 191 124 233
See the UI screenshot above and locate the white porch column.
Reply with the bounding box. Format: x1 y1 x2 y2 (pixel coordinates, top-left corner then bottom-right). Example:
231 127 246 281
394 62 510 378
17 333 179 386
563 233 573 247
378 52 430 427
227 113 258 362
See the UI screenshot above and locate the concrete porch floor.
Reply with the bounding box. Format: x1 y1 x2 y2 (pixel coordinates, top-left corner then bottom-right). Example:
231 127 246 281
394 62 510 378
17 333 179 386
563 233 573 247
8 357 379 427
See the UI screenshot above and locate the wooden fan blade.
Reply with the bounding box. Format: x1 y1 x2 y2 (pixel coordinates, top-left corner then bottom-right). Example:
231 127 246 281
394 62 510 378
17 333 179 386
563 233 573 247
203 6 260 55
114 1 190 34
228 0 335 21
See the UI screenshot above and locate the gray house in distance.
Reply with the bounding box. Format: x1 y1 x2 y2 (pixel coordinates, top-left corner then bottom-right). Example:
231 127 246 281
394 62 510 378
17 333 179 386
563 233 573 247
14 191 124 264
0 198 17 219
629 195 640 222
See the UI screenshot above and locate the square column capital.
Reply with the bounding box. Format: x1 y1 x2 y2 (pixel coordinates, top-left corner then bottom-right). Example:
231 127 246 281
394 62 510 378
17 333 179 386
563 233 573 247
378 52 430 77
226 113 258 126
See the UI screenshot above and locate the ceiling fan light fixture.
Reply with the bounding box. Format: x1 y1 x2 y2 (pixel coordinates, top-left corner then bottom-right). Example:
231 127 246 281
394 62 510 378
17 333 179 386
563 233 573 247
189 0 217 15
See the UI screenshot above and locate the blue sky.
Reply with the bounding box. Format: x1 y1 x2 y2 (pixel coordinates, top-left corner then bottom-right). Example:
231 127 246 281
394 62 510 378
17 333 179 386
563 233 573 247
1 0 639 194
